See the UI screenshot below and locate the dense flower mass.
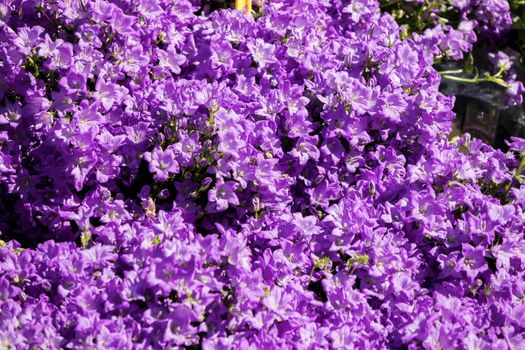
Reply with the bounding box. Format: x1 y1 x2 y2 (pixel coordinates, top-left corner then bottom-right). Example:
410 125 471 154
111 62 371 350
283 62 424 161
0 0 525 349
381 0 524 105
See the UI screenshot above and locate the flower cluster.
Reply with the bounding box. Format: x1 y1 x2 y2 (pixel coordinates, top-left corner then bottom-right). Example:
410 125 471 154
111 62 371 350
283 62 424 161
381 0 524 105
1 0 525 349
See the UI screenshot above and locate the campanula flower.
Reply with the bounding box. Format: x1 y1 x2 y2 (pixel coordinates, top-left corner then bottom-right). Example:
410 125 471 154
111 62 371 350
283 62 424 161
144 147 179 181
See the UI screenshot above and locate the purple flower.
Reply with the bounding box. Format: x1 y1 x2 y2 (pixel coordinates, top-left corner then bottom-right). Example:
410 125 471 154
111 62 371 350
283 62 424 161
379 91 407 122
342 0 376 23
174 131 201 166
93 79 126 111
163 305 198 344
208 181 239 211
158 46 186 74
506 81 524 105
289 136 320 166
95 154 120 183
0 100 22 126
210 40 237 70
460 244 488 280
247 38 277 68
144 147 179 181
14 26 44 54
123 45 150 74
0 0 523 348
48 44 73 69
109 9 135 34
489 51 514 72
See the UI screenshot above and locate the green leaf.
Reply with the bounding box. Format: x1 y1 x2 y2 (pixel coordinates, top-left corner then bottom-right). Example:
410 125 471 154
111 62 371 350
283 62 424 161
314 256 331 269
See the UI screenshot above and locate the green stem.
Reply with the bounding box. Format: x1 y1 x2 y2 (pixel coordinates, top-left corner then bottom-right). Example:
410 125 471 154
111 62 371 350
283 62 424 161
308 266 315 284
494 66 506 79
506 153 525 200
515 153 525 182
437 69 464 75
441 74 509 89
503 181 513 199
440 74 479 83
